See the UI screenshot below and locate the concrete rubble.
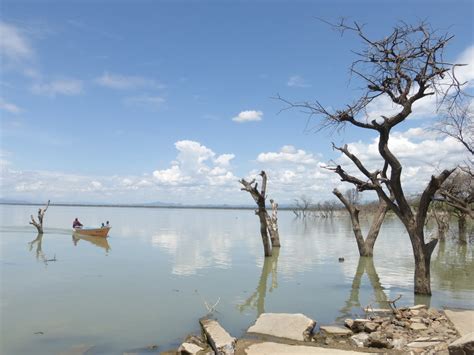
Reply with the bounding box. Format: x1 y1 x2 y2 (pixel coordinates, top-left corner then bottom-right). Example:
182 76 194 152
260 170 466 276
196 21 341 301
247 313 316 342
170 306 474 355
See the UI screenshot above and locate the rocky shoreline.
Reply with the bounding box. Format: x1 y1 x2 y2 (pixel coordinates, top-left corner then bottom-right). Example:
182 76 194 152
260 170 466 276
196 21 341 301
161 305 474 355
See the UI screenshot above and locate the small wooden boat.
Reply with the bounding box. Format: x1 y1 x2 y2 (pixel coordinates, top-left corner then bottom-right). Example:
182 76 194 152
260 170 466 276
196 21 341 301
73 226 111 238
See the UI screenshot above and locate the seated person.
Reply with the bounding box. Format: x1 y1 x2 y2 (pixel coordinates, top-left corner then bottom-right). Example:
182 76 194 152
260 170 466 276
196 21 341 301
73 218 83 229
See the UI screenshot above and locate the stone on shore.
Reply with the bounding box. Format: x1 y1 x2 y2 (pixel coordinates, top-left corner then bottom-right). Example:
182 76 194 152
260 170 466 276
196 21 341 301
350 319 371 333
320 326 352 336
244 341 374 354
409 304 428 311
410 323 428 331
445 310 474 337
177 342 204 355
200 318 236 355
350 333 369 348
247 313 316 342
448 332 474 355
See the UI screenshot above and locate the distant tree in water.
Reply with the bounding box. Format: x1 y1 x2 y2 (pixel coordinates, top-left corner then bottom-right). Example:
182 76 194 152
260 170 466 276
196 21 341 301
280 20 467 295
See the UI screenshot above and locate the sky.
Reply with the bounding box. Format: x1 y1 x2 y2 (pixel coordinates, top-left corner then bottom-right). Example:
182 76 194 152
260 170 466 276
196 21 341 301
1 0 473 205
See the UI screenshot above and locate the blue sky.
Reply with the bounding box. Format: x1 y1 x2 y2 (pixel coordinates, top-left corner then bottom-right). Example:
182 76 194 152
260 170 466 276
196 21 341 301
1 0 473 204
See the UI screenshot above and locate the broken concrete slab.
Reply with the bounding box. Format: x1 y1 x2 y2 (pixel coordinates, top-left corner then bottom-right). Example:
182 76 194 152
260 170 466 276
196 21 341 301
320 326 352 336
200 318 236 355
448 332 474 355
410 305 428 311
177 342 204 354
407 341 441 348
244 341 375 354
445 309 474 336
247 313 316 342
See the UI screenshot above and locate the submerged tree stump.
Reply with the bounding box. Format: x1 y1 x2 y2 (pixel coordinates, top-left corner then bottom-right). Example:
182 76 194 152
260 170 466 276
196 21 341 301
29 200 50 234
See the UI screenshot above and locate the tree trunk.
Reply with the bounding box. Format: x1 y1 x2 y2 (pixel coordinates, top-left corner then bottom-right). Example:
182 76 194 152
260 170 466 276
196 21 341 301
267 200 281 248
363 201 388 256
258 208 272 257
409 229 438 295
458 213 467 244
333 189 387 257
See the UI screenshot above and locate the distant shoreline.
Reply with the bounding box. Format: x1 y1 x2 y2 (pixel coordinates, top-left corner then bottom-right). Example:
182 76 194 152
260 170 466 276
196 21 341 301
0 202 266 211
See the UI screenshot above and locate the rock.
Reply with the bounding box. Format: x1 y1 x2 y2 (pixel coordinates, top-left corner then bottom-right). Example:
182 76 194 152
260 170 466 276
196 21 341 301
178 342 204 354
200 319 236 355
363 307 391 314
320 326 352 336
410 323 428 331
350 332 369 347
344 319 354 329
365 331 393 349
410 305 428 311
411 317 424 323
448 332 474 355
408 341 441 348
363 322 379 333
390 337 407 350
351 319 371 333
411 310 421 317
247 313 316 342
338 257 344 262
244 341 373 354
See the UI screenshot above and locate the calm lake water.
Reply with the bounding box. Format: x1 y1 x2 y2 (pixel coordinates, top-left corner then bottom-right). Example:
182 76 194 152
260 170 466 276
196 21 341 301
1 204 473 354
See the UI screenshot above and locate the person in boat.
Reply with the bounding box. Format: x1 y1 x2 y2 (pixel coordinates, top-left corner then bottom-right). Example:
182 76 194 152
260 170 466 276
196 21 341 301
101 223 105 228
106 221 110 227
73 218 83 229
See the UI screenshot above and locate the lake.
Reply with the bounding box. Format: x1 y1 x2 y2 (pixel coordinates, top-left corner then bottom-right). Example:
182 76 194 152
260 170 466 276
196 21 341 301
1 204 473 354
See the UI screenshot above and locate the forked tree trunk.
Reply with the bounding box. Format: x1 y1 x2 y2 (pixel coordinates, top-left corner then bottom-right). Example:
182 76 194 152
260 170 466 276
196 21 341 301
458 213 467 244
29 200 50 234
408 228 438 295
333 189 388 257
240 171 274 257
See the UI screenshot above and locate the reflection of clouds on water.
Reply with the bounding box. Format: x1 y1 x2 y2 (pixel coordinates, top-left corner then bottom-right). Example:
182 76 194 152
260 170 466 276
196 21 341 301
148 212 257 275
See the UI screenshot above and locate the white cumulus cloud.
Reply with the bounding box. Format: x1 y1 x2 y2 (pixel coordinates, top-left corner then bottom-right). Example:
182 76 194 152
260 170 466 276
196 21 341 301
232 110 263 123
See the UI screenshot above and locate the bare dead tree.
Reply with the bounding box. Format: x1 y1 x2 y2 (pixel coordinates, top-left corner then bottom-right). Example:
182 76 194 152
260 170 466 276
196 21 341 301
29 200 50 234
436 169 473 243
435 103 474 156
280 21 467 295
240 171 280 256
334 188 388 256
292 195 313 218
430 202 450 242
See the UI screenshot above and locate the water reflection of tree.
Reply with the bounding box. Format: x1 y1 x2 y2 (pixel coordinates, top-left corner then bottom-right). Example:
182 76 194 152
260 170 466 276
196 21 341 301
336 257 388 322
431 241 474 291
28 233 49 265
238 248 280 316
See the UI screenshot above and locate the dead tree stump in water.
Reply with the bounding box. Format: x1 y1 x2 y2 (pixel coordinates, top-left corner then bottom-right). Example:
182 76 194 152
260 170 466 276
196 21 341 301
240 171 280 257
29 200 50 234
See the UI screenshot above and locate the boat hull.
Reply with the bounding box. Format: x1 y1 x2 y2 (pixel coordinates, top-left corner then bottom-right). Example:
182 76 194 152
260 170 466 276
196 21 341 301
73 227 110 238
